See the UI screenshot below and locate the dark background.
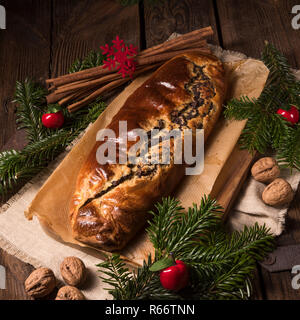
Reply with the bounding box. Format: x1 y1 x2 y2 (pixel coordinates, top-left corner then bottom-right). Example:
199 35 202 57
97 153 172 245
0 0 300 300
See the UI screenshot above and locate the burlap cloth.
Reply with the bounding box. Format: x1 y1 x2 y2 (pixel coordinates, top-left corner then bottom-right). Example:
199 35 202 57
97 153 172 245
228 162 300 236
0 45 299 300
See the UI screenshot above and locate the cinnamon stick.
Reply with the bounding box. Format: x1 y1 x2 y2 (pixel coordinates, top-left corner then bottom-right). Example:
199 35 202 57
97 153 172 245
67 63 160 112
47 27 213 88
57 77 97 90
46 91 70 104
67 78 127 112
55 74 118 94
47 80 101 105
47 63 161 105
139 27 213 57
55 63 161 95
58 90 89 106
139 39 208 58
46 65 111 88
59 87 98 106
136 47 211 66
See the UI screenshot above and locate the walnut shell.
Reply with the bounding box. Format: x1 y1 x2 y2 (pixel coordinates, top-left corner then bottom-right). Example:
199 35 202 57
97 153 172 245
24 267 56 298
262 178 294 206
251 157 280 183
60 257 86 287
55 286 85 300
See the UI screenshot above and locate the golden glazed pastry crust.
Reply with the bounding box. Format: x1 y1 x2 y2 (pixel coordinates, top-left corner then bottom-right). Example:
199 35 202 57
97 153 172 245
70 53 226 251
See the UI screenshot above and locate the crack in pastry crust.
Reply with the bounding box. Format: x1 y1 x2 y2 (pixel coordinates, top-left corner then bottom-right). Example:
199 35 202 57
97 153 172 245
70 53 226 251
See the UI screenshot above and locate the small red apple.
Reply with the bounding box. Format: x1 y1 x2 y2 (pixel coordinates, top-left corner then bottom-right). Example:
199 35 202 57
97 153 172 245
276 105 299 125
42 105 65 129
159 259 189 291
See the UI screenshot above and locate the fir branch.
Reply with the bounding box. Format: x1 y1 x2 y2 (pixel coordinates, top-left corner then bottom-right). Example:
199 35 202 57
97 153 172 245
0 99 106 197
179 223 273 293
97 197 274 300
147 197 184 257
69 50 105 73
98 254 134 300
267 113 289 149
183 223 274 267
276 123 300 171
98 254 179 300
0 150 42 194
147 196 222 257
262 41 296 87
224 42 300 168
223 96 259 120
14 79 48 143
238 113 270 154
227 223 274 260
204 256 255 300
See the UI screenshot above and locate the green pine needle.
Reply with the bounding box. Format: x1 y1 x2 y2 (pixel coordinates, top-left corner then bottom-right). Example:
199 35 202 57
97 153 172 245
276 124 300 171
69 50 105 74
0 99 106 197
224 42 300 168
97 197 274 300
262 41 295 87
224 96 259 120
147 196 222 257
14 79 48 143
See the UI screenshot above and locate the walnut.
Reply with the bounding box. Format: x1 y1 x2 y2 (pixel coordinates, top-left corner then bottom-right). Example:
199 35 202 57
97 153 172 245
24 267 56 298
60 257 86 287
262 178 294 206
251 157 280 183
55 286 85 300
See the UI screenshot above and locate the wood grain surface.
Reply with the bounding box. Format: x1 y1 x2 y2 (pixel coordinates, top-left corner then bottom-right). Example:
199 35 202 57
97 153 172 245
51 0 140 77
143 0 219 47
216 0 300 68
0 0 300 300
0 0 51 150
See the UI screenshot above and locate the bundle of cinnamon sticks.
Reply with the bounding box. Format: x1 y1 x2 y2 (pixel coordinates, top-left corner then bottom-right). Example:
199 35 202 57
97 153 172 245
46 26 213 113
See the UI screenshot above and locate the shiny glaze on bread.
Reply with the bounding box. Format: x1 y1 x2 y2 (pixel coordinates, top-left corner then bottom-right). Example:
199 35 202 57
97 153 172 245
70 53 225 251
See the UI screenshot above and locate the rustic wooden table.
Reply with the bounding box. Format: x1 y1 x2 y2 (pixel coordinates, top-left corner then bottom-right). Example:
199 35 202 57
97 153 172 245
0 0 299 300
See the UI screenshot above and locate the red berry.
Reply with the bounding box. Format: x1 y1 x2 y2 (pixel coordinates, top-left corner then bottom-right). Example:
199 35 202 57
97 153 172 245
159 260 189 291
290 106 300 124
42 111 64 129
277 106 299 125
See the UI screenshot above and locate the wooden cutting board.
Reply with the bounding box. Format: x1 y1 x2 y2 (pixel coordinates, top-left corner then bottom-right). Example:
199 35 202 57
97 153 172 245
212 145 258 220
